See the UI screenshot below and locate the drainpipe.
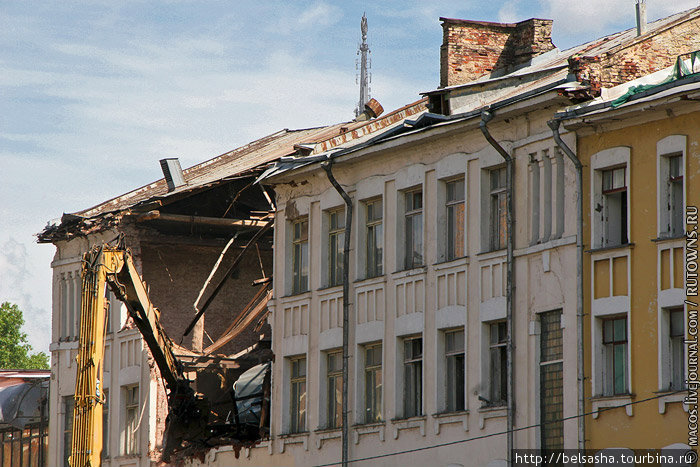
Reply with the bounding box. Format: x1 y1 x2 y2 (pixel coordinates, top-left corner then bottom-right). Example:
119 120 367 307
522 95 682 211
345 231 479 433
322 158 353 467
548 118 585 454
480 109 515 466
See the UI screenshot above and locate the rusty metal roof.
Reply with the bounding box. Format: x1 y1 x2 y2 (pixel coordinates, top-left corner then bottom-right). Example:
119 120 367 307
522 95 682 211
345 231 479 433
39 99 427 241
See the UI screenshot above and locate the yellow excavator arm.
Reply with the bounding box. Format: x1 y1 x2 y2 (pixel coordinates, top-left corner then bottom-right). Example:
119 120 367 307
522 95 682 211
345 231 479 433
70 244 190 467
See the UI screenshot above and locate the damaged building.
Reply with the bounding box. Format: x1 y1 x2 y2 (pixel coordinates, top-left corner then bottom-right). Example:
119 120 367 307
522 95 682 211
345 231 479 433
39 100 426 466
40 3 700 466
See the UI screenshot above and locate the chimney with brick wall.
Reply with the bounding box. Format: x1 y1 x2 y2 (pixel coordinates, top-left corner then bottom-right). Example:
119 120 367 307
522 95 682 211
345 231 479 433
439 17 555 88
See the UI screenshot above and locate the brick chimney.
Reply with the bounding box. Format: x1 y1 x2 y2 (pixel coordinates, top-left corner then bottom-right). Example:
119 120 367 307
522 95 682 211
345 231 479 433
439 17 555 88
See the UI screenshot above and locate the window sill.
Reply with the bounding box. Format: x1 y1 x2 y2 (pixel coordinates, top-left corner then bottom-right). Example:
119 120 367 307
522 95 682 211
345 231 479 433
432 410 469 434
352 421 386 444
477 405 506 429
590 393 634 419
652 234 686 243
281 291 311 300
317 284 343 293
585 242 635 254
354 275 385 286
654 389 688 414
433 256 469 270
277 431 309 453
313 427 341 449
477 248 506 257
391 266 427 279
390 416 426 439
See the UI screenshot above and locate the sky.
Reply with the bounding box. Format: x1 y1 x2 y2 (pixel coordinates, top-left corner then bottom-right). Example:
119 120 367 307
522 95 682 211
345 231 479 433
1 0 696 355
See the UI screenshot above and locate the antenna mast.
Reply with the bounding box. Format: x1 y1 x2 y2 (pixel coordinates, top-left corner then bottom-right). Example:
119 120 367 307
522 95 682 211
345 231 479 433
355 13 371 117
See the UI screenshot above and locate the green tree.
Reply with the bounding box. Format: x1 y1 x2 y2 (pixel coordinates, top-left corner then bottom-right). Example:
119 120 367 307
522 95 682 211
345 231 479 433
0 301 49 369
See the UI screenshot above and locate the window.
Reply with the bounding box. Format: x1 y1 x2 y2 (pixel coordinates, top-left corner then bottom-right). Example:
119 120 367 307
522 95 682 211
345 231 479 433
404 190 423 269
446 179 465 261
365 199 383 278
602 317 628 395
540 311 563 452
490 168 507 251
445 329 465 412
670 308 686 390
122 386 138 455
364 344 382 423
328 210 345 287
600 167 628 246
59 271 81 341
102 389 109 459
292 219 309 294
403 337 422 417
63 397 74 467
666 154 684 236
290 357 307 433
326 351 343 428
489 321 507 405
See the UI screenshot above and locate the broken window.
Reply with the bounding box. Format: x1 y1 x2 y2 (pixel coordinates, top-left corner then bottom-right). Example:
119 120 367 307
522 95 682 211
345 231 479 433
444 329 465 412
364 343 382 423
290 357 307 433
490 168 507 251
292 218 309 294
404 190 423 269
328 210 345 287
600 167 628 247
669 308 686 390
122 386 139 455
446 179 465 261
326 351 343 429
365 199 383 278
488 321 507 405
403 336 422 418
665 154 684 236
63 397 74 467
602 317 628 395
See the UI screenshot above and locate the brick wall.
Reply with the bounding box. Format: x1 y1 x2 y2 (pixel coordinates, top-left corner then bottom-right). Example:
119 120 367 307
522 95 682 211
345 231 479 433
440 17 554 87
569 13 700 95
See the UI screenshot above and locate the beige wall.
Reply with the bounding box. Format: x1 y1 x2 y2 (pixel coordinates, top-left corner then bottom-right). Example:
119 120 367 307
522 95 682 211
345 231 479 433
197 106 580 466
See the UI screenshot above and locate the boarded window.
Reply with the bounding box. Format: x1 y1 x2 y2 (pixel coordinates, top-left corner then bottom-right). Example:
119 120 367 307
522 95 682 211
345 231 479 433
540 311 563 452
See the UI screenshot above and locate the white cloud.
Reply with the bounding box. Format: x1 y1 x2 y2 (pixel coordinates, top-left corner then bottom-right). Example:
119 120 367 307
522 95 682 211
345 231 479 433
498 0 520 23
541 0 698 42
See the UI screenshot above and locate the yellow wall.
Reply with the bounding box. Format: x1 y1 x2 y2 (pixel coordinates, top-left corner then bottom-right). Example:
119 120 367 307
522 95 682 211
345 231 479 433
578 110 700 449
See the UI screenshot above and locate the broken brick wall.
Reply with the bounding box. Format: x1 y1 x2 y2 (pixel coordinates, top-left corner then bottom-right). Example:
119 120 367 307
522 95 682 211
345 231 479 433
570 14 700 95
137 239 273 356
440 18 554 87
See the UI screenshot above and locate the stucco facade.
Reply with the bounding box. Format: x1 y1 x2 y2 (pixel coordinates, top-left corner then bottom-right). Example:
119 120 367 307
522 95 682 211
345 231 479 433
562 83 700 452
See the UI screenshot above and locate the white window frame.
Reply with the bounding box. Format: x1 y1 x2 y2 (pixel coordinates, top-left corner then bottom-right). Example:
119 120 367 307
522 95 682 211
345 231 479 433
362 343 382 424
402 188 424 270
487 321 507 406
324 350 343 429
401 336 423 418
443 178 466 262
364 198 384 279
121 385 139 455
601 316 628 396
488 167 507 251
443 328 465 413
289 356 307 433
657 135 687 238
326 208 345 288
591 147 631 249
290 217 309 295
